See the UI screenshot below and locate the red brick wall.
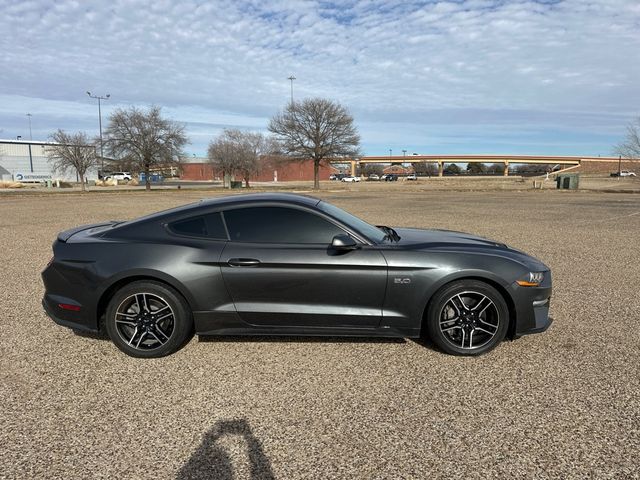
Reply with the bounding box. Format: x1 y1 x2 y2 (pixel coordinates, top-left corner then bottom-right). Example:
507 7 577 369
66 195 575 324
577 159 639 174
250 159 338 182
181 163 216 181
180 159 338 182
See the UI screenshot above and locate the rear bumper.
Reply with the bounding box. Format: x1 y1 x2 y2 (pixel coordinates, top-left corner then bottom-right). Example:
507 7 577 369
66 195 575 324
42 295 99 333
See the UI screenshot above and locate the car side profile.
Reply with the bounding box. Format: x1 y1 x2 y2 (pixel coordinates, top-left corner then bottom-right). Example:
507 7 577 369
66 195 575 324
341 175 361 182
105 172 132 181
42 193 552 358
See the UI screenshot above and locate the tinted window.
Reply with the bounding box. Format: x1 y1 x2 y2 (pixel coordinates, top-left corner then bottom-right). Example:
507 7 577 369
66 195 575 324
224 207 345 244
169 213 227 239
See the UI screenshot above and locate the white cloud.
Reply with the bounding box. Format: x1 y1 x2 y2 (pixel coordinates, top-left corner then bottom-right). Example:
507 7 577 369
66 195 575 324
0 0 638 155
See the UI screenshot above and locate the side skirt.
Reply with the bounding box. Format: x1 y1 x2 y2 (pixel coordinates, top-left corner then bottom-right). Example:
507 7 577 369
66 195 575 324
193 311 420 338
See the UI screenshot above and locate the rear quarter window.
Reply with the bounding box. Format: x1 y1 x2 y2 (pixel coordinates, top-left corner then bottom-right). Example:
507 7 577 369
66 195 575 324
168 213 227 239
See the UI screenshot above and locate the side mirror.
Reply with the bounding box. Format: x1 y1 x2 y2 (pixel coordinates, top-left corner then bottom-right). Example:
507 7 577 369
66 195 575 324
331 234 358 251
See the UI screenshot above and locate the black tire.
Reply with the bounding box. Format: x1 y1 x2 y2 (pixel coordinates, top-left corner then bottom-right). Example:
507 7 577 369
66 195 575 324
425 280 509 356
105 280 193 358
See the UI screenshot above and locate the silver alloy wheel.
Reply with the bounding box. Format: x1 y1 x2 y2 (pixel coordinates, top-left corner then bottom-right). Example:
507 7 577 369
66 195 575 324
439 290 500 350
114 292 175 350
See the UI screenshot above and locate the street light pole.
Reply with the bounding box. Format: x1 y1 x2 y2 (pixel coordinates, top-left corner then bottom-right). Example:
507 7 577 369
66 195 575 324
87 91 110 173
288 75 296 105
402 149 407 157
26 113 32 140
389 149 392 157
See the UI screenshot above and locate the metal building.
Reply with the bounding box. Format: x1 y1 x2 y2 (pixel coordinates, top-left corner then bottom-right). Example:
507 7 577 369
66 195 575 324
0 139 99 182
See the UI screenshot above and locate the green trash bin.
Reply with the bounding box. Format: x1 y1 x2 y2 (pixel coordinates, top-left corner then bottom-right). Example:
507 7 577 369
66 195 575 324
230 181 243 189
556 173 580 190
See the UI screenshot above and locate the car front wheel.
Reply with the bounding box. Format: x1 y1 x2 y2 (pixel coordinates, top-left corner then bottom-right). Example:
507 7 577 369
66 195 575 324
425 280 509 356
105 280 193 358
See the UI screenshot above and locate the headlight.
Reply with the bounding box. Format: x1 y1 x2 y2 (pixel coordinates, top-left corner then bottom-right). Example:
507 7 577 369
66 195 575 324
517 272 545 287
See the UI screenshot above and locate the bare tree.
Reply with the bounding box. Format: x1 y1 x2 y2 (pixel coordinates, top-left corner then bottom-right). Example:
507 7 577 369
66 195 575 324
46 130 98 191
208 129 272 188
615 117 640 159
413 162 438 177
104 106 187 190
268 98 360 189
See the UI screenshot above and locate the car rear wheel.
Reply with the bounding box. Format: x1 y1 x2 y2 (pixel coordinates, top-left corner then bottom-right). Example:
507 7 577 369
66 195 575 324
426 280 509 356
105 280 193 358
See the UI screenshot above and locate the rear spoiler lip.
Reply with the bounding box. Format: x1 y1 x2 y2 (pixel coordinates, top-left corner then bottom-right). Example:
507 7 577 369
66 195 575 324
57 221 119 242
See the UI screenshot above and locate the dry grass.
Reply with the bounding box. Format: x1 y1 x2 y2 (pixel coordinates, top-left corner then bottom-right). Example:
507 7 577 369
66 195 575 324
0 181 25 189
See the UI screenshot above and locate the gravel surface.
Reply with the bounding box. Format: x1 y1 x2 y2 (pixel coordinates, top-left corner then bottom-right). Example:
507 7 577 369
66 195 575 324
1 189 639 479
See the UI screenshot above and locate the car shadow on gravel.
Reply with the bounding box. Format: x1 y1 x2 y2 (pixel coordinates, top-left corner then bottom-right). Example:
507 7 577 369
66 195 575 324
177 419 275 480
198 335 407 346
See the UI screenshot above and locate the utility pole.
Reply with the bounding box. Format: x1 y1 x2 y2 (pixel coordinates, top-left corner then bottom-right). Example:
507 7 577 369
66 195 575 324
402 149 407 157
288 75 296 104
618 155 622 179
26 113 33 140
389 149 392 157
87 91 110 174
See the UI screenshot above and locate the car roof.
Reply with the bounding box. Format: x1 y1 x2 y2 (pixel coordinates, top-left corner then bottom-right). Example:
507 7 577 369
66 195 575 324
115 193 323 228
199 192 321 208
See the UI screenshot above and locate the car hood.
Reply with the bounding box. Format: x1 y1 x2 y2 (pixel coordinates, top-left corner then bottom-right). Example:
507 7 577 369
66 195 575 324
389 227 548 270
391 227 507 249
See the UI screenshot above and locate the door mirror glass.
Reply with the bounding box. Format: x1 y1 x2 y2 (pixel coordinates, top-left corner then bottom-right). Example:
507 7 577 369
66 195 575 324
331 234 358 250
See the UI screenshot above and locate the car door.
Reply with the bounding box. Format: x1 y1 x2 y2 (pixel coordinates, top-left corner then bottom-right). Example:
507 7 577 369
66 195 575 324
219 205 388 328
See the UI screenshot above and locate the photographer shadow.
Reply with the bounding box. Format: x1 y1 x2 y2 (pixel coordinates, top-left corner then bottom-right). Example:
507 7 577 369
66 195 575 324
177 419 275 480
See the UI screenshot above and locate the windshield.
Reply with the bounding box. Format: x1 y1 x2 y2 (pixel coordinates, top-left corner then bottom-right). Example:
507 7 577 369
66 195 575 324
317 201 387 243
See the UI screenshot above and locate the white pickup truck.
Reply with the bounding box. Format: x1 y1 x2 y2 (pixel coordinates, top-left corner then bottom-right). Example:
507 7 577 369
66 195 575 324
610 170 636 177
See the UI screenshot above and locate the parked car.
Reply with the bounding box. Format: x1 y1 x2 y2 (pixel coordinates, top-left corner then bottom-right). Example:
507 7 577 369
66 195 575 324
610 170 636 177
341 176 361 182
368 174 380 181
105 172 132 181
330 173 347 181
43 193 552 358
406 173 417 181
384 174 398 181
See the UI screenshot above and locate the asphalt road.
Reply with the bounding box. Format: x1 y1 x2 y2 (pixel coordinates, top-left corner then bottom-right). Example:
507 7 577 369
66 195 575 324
1 189 638 479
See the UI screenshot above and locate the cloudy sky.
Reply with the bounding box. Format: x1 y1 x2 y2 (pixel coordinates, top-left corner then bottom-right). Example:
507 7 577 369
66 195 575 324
1 0 639 156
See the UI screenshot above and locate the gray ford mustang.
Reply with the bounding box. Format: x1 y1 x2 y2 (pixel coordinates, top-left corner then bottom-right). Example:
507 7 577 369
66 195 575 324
42 193 552 358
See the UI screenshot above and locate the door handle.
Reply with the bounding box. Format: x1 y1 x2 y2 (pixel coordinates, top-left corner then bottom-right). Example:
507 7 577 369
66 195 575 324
228 258 261 267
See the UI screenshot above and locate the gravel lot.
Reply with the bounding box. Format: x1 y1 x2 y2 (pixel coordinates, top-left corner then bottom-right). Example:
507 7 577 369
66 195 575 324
1 189 639 479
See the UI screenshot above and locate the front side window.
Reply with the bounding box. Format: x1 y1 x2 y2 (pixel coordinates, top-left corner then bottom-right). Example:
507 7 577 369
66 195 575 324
224 206 346 244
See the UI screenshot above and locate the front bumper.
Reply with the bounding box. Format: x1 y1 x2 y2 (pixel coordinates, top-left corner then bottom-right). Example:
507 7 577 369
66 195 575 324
509 277 553 337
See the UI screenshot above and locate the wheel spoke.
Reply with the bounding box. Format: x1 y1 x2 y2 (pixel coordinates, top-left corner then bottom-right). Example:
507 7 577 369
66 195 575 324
479 318 498 331
155 326 170 341
475 326 495 335
471 295 488 311
155 312 173 323
468 329 474 348
135 331 147 348
127 327 139 345
116 319 136 327
448 299 461 316
148 330 164 345
116 312 137 319
455 294 470 311
440 316 460 325
441 325 461 333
